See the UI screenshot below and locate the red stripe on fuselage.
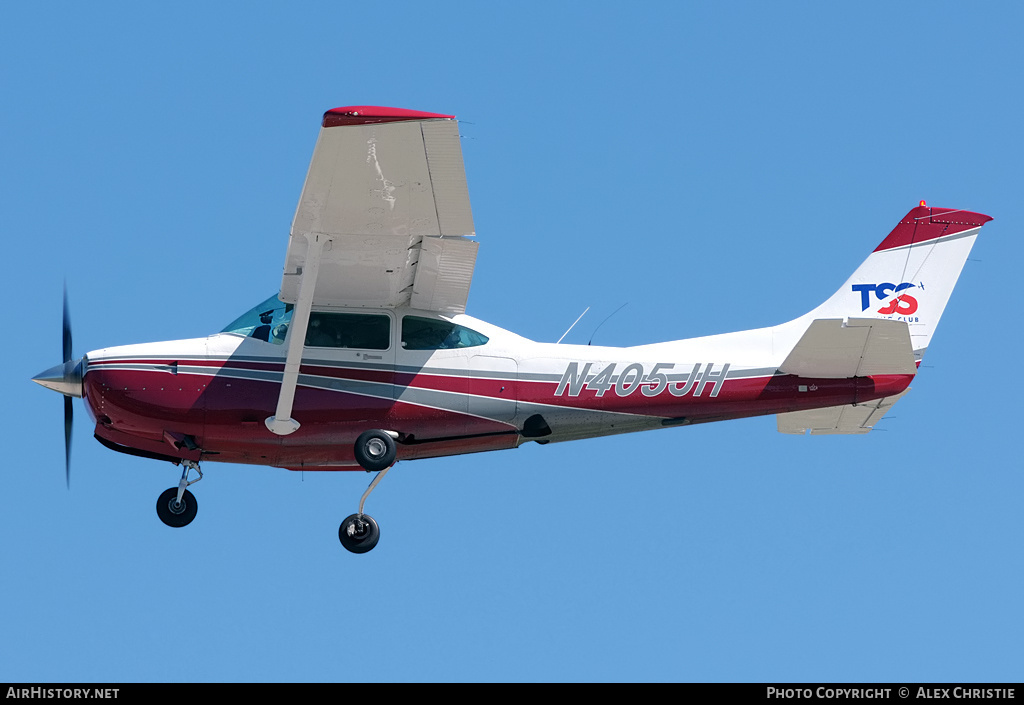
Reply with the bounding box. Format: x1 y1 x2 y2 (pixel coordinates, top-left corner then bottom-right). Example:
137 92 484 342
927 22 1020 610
84 357 913 468
87 357 914 419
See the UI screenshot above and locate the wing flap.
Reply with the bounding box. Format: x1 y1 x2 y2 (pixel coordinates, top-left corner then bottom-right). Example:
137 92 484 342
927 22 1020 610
281 233 417 310
777 390 909 435
411 236 479 313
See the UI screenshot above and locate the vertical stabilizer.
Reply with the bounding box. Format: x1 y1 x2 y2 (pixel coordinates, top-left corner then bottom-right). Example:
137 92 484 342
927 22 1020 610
793 205 991 361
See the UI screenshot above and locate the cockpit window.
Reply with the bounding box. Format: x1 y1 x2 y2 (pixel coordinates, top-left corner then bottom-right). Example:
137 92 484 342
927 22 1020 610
305 312 391 350
221 294 293 345
401 316 489 350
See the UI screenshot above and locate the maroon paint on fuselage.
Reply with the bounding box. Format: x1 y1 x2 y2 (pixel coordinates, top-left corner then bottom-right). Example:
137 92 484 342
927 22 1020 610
84 356 912 471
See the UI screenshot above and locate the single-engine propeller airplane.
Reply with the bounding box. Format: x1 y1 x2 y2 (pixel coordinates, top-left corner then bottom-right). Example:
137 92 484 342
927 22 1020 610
34 106 992 553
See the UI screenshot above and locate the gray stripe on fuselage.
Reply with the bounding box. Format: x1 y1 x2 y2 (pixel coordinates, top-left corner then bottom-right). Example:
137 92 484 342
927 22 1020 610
92 355 778 384
93 360 658 425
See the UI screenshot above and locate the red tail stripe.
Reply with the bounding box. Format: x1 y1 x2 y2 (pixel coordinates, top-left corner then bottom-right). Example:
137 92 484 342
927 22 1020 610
874 206 991 252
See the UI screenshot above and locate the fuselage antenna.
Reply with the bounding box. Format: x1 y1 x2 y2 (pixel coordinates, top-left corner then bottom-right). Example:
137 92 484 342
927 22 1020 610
556 307 590 344
588 303 628 346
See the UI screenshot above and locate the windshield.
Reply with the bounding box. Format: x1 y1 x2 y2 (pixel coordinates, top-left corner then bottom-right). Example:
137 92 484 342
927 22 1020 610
221 294 293 345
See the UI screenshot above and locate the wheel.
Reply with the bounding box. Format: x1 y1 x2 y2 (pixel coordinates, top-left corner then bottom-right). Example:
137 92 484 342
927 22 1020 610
339 513 380 553
354 430 397 472
156 487 198 528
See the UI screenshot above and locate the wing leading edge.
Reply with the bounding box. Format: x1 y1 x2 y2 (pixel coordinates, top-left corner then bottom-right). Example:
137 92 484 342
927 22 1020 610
279 106 477 315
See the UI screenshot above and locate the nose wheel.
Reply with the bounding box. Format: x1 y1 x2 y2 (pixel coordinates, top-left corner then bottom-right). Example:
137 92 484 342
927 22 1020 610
156 461 202 528
156 487 198 527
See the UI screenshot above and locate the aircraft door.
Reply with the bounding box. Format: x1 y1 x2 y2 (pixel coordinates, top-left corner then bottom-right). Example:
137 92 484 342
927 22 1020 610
468 355 518 423
301 310 398 416
393 315 517 434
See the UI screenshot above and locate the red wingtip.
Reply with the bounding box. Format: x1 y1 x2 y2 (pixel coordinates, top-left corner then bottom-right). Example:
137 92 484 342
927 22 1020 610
322 106 455 127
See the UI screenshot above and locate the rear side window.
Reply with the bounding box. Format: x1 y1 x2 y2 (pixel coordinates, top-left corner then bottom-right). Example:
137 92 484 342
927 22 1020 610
401 316 489 350
305 313 391 350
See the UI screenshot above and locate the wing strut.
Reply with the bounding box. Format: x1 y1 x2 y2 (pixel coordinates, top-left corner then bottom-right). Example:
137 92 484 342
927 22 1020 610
266 233 328 436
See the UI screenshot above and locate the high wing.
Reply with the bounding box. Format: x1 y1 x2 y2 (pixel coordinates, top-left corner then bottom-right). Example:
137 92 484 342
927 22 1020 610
279 106 477 314
266 106 477 436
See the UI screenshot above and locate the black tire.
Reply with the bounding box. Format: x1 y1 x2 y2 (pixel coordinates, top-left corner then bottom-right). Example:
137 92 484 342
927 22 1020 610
354 430 397 472
339 513 380 553
156 487 198 528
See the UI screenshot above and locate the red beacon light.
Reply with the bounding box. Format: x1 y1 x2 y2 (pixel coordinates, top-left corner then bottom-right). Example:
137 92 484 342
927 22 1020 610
920 200 927 207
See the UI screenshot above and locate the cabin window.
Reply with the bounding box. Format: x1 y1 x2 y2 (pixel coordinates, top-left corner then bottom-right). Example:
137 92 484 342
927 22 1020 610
401 316 489 350
305 312 391 350
221 294 293 345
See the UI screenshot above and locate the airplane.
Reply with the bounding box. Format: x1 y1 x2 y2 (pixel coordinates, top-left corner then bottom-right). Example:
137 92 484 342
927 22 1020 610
33 105 992 553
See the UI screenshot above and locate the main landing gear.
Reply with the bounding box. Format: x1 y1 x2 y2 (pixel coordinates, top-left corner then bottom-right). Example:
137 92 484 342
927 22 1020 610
339 430 398 554
156 461 202 528
149 432 396 551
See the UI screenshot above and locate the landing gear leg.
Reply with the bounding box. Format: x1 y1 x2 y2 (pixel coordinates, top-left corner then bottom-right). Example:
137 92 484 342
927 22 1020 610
156 461 202 528
340 433 397 553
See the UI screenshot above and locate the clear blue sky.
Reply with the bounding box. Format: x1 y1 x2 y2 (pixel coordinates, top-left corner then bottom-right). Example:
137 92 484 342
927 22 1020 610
3 1 1022 682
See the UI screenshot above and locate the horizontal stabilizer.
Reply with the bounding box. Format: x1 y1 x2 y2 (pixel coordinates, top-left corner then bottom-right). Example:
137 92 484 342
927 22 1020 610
777 390 909 435
779 318 917 378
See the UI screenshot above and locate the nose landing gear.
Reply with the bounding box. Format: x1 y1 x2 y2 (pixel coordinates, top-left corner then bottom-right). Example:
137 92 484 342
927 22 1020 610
156 461 202 528
156 487 197 527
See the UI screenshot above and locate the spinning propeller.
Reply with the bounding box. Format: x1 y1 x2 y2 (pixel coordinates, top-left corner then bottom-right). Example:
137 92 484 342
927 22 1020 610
32 285 84 488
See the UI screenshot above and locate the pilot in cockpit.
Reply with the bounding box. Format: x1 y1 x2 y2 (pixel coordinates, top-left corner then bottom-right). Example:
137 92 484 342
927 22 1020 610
220 295 292 345
251 311 274 342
